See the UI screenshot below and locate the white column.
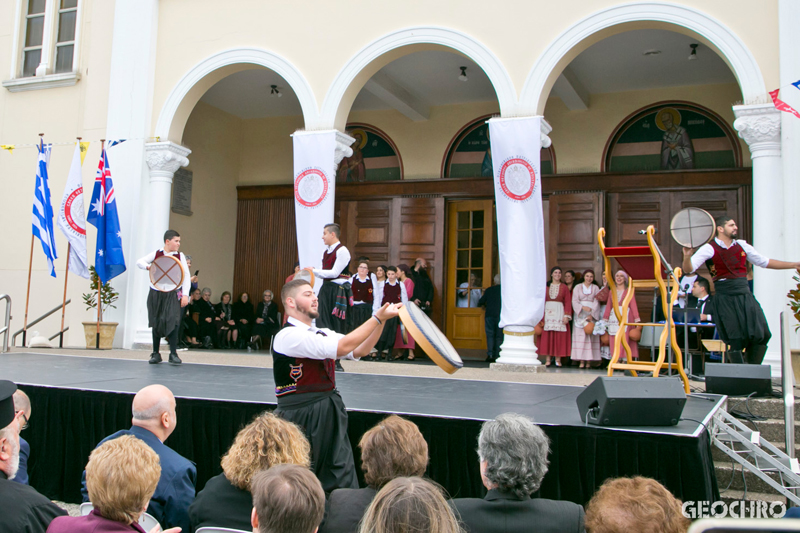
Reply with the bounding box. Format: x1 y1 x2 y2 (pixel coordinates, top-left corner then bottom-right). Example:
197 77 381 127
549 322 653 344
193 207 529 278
494 123 552 369
102 0 160 348
732 104 783 374
145 142 191 246
779 0 800 350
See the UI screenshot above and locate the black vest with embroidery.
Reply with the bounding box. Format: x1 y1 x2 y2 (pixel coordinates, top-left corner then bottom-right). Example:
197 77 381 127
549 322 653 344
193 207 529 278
351 275 374 303
272 323 336 397
322 243 351 280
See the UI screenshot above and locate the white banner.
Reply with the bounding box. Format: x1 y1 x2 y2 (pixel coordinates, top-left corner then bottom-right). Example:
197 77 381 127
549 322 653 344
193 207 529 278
489 116 546 330
292 131 337 281
57 143 90 279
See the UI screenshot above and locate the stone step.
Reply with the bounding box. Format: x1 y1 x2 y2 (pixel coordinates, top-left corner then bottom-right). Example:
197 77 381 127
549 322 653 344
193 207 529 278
719 489 787 504
711 443 800 463
714 463 800 495
724 396 800 421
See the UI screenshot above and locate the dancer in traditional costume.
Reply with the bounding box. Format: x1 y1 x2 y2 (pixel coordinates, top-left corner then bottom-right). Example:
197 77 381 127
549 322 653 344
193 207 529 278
136 230 190 365
373 266 408 360
313 224 352 371
540 266 571 367
683 216 800 364
349 260 380 329
570 270 601 368
597 270 641 361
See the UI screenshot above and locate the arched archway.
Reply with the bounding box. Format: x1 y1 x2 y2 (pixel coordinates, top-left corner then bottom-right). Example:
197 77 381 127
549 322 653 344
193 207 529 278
519 2 766 115
317 26 517 130
154 47 318 143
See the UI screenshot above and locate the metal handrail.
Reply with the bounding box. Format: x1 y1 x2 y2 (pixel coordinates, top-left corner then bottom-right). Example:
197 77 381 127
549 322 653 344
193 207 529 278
12 299 70 347
781 311 796 476
48 327 69 341
0 294 11 353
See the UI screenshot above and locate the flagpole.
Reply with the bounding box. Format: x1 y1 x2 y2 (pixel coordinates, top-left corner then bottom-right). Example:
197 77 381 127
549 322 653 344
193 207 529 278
96 139 105 350
23 133 45 348
59 243 71 348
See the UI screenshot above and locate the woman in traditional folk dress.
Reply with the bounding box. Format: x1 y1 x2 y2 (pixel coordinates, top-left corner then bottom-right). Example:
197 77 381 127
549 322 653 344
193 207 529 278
563 270 576 293
571 270 601 368
540 266 571 367
394 264 417 360
597 270 641 361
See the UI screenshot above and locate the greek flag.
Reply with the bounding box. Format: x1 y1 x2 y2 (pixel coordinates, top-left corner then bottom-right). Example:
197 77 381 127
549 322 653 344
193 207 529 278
32 140 58 277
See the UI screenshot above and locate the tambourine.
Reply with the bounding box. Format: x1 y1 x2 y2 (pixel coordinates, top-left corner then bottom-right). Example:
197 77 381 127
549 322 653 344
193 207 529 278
398 301 463 374
149 255 184 292
670 208 715 248
293 267 316 287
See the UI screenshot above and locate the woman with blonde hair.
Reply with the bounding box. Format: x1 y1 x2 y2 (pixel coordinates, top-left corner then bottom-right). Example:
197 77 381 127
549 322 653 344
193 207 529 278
189 412 310 532
321 415 429 533
48 435 176 533
359 477 461 533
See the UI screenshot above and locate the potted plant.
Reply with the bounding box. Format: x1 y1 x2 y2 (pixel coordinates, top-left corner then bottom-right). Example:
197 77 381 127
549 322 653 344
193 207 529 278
82 266 120 349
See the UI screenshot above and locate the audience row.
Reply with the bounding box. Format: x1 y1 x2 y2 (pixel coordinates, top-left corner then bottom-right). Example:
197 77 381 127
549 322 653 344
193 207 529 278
0 381 702 533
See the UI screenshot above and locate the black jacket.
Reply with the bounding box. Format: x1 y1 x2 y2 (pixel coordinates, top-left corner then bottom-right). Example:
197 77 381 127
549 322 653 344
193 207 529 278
451 489 585 533
232 300 254 324
478 285 502 318
189 473 252 533
0 471 66 533
411 268 434 305
319 487 378 533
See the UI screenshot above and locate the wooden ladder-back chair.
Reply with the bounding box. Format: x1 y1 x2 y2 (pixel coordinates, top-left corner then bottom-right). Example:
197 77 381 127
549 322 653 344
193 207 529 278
597 225 690 393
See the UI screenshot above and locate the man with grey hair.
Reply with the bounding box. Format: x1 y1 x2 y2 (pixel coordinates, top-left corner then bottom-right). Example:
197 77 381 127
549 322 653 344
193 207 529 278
81 384 196 532
0 380 67 533
452 413 584 533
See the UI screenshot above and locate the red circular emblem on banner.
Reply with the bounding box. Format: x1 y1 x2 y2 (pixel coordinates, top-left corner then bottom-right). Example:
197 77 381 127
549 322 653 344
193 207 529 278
64 188 86 235
498 158 536 201
294 168 329 208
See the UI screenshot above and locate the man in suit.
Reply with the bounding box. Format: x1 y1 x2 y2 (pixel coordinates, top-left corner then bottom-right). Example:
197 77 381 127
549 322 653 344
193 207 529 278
451 413 584 533
81 384 196 532
0 380 67 533
12 389 31 485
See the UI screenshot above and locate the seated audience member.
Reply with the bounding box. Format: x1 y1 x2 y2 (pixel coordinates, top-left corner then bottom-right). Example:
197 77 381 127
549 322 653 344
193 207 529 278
49 435 179 533
186 255 199 292
233 292 255 349
198 288 217 348
189 412 311 532
181 288 202 348
250 464 325 533
320 415 428 533
12 388 31 485
585 476 689 533
452 413 584 533
359 477 460 533
0 380 67 533
81 384 196 533
215 291 237 348
250 290 280 350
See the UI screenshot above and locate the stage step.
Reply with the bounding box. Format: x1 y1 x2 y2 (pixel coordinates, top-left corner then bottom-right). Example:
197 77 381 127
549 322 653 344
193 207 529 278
724 397 800 421
718 489 787 505
712 442 800 463
713 463 799 494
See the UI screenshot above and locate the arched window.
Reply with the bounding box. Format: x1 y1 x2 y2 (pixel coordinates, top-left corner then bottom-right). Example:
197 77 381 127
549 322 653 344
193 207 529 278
338 123 403 182
603 101 741 172
442 115 555 178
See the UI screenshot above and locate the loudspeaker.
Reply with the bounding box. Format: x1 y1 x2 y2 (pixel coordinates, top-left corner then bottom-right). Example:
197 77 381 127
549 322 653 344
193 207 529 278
704 363 772 397
576 377 687 426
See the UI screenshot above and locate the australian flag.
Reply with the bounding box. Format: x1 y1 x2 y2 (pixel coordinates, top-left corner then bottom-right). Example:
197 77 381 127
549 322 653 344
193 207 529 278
87 147 126 284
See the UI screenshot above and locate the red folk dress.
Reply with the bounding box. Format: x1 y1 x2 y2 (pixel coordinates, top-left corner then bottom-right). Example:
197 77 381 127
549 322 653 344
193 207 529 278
539 283 571 358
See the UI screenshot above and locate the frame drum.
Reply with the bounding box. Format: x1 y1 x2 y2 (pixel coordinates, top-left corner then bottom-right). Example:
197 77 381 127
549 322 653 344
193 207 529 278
398 302 463 374
149 255 184 292
670 208 715 248
293 267 316 287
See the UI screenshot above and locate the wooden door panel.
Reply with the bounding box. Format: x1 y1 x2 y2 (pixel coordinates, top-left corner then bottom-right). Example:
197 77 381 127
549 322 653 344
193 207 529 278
548 192 603 276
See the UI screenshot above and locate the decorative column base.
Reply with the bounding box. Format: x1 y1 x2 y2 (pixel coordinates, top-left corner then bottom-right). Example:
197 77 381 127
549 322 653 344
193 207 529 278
491 327 542 371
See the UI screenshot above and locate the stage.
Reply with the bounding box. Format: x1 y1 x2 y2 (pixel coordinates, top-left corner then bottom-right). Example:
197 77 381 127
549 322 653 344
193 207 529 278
4 352 721 504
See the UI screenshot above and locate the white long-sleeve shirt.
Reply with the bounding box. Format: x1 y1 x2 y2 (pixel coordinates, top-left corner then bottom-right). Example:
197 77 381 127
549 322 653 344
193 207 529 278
272 316 357 360
690 238 768 279
136 249 190 296
313 243 351 286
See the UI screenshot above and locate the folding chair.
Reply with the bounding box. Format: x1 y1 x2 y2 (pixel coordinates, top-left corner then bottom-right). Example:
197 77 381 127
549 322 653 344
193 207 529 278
598 225 690 393
80 502 161 531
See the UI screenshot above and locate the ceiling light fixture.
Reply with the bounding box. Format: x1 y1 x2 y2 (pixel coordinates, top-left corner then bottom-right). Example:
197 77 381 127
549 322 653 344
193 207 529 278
458 66 468 82
688 44 698 61
642 49 662 56
270 84 282 98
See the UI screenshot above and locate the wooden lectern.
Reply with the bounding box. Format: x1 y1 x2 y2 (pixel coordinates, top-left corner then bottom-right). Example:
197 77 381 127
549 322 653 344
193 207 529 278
598 225 690 393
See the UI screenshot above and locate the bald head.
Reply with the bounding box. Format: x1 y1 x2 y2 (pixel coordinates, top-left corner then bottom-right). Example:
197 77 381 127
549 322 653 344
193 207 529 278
132 385 177 442
12 390 30 420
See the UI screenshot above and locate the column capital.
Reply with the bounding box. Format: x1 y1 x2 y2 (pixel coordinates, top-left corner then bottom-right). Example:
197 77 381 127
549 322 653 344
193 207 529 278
335 130 355 168
145 141 191 183
732 104 781 158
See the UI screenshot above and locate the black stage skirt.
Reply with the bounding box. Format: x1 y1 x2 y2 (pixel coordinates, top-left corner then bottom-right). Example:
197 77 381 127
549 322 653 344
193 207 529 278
147 289 181 337
275 391 358 493
376 316 399 351
712 278 771 345
350 302 373 329
316 281 352 334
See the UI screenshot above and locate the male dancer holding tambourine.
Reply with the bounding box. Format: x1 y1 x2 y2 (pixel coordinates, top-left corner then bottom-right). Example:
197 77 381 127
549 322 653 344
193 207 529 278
682 216 800 365
137 229 191 365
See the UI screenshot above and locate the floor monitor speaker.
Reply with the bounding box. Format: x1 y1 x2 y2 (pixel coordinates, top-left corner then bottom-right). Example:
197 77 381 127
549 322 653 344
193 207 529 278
704 363 772 397
576 376 687 426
